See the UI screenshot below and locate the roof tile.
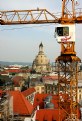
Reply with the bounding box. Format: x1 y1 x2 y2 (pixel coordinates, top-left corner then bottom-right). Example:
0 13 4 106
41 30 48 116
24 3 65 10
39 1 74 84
22 87 36 97
9 90 33 115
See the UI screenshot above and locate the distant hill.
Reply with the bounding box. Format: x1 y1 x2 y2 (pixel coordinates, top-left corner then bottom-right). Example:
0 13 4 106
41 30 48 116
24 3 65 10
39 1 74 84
0 61 32 66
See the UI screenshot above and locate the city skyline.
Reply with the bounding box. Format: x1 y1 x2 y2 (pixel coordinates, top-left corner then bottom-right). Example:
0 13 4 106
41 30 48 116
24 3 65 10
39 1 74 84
0 0 82 62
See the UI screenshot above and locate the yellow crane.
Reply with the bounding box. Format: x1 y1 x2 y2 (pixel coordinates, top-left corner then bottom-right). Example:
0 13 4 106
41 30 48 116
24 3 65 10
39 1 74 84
0 1 82 24
0 0 82 120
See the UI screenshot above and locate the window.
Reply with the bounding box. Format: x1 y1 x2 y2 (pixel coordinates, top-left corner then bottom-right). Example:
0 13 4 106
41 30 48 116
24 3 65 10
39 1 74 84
41 87 44 90
63 27 69 36
79 89 81 92
79 94 81 99
37 87 39 90
56 27 69 36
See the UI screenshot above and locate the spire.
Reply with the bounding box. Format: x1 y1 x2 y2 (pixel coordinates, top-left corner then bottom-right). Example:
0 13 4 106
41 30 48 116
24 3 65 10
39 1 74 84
39 42 43 52
39 42 43 48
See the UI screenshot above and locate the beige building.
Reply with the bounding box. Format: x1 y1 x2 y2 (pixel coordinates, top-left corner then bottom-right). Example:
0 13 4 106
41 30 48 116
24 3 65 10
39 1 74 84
32 42 51 73
34 84 45 94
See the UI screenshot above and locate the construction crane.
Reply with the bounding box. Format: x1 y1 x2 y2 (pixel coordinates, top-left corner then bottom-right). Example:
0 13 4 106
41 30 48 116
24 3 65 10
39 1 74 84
0 1 82 24
0 0 82 120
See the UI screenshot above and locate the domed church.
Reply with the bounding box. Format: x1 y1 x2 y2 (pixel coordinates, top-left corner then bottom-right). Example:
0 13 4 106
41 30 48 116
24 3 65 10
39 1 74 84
32 42 51 73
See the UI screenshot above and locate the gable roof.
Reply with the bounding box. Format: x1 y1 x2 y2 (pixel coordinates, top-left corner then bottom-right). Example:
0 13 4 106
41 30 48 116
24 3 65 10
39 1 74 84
36 109 66 121
9 90 33 115
12 76 24 81
12 76 24 86
34 94 59 109
33 94 53 109
33 93 71 110
22 87 36 97
42 75 58 80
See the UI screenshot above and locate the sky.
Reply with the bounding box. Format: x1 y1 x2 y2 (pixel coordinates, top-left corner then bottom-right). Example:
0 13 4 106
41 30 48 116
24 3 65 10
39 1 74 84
0 0 82 63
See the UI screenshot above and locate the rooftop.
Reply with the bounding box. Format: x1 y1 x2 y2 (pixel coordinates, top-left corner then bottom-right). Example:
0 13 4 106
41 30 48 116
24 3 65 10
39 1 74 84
22 87 36 97
9 90 34 115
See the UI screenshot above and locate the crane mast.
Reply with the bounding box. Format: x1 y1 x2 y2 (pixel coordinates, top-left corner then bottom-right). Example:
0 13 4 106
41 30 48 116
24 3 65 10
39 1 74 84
55 0 81 120
62 0 75 18
0 0 82 120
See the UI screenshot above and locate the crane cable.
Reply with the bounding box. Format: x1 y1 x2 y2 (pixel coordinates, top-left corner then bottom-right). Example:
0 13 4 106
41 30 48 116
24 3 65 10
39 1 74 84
0 23 55 31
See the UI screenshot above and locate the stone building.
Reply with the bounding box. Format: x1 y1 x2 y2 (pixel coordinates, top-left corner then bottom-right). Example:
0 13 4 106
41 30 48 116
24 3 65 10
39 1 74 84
32 42 51 73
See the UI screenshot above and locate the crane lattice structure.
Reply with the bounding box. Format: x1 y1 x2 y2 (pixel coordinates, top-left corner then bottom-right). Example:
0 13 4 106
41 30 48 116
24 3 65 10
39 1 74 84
0 0 82 120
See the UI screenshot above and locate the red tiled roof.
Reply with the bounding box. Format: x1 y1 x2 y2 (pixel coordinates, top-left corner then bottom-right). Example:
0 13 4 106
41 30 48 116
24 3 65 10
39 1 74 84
12 76 24 80
7 69 21 73
33 93 71 109
9 91 33 115
22 87 36 97
0 71 9 75
33 93 81 120
43 75 58 80
0 90 2 93
33 94 54 109
12 76 24 86
36 109 66 121
0 90 3 97
5 68 31 73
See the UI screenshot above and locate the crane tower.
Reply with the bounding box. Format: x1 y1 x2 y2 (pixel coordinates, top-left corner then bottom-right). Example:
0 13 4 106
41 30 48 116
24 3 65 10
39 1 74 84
55 23 81 120
55 0 81 120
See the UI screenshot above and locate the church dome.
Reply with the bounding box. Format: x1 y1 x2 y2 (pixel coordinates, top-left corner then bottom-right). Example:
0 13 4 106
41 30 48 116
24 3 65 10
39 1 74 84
44 95 52 103
35 54 49 65
32 42 51 73
45 103 54 109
